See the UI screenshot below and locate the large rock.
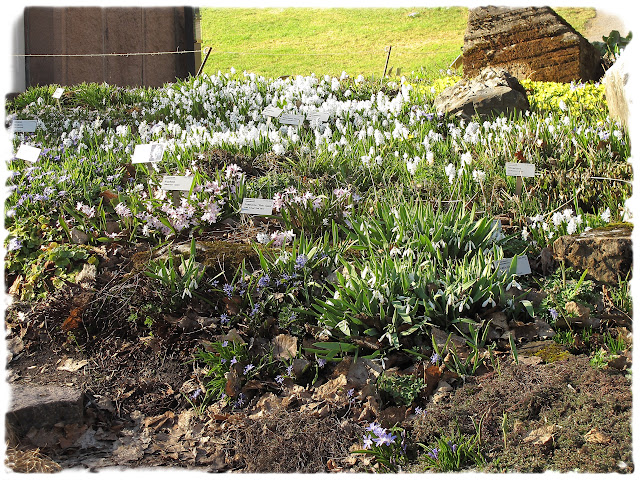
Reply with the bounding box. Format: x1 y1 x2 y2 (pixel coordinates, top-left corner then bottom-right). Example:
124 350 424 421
7 385 85 437
552 226 632 283
463 6 602 83
434 67 529 119
604 43 633 129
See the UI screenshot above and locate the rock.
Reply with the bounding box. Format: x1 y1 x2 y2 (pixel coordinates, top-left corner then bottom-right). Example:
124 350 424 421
607 351 631 371
552 226 632 284
70 228 89 244
346 359 371 388
604 43 633 128
292 357 311 378
463 6 602 83
7 385 84 437
533 318 555 340
434 67 529 120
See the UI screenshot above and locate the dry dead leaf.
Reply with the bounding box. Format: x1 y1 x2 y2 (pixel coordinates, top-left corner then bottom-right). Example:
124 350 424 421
523 424 556 445
584 427 611 444
57 358 88 372
272 333 298 360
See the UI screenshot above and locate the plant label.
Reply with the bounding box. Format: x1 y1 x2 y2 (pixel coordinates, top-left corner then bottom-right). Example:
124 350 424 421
306 111 330 124
262 105 283 118
15 143 41 162
505 162 535 178
161 176 194 191
52 87 65 99
240 198 274 215
132 143 164 163
13 120 37 133
279 113 305 126
495 255 531 275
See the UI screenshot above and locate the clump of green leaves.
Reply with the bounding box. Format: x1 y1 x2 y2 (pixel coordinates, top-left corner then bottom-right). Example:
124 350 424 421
144 237 206 311
377 372 425 406
419 428 485 472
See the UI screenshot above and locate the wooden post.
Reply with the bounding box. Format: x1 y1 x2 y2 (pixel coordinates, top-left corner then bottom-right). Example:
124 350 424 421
383 46 392 78
515 176 523 198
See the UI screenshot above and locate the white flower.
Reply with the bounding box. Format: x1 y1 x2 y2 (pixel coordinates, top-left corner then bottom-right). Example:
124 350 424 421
426 151 434 165
567 218 577 235
407 158 418 175
115 202 131 218
521 227 529 241
472 169 486 183
445 163 456 184
558 100 567 111
390 247 402 257
601 208 611 223
256 233 270 244
506 279 522 290
461 152 472 166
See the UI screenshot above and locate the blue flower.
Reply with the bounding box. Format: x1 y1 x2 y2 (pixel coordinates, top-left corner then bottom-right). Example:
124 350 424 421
230 357 238 365
243 364 254 374
294 254 308 269
317 358 326 368
220 313 230 325
414 406 424 415
223 283 234 298
7 237 22 251
221 340 229 347
257 275 270 288
249 303 261 316
286 365 294 376
427 447 439 460
362 434 373 450
190 388 202 400
430 351 441 365
549 308 559 321
275 375 284 384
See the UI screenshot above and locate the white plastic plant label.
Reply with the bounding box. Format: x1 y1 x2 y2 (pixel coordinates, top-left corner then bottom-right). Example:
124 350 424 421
132 143 164 164
161 176 194 191
52 87 65 99
505 162 535 177
240 198 274 215
279 113 305 126
262 105 283 118
15 144 41 162
495 255 531 275
13 120 37 133
306 111 330 123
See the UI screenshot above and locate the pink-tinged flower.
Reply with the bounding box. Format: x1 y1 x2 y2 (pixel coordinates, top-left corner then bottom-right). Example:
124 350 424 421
273 192 285 212
76 202 95 218
225 163 243 179
201 202 221 224
115 202 131 218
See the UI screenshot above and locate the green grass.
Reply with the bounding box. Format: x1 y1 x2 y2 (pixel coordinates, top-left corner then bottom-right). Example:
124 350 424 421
201 7 595 80
201 7 467 79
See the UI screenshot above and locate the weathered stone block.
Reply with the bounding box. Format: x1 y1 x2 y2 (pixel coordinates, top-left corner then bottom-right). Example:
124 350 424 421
463 6 602 83
7 385 84 437
434 67 529 119
552 226 632 284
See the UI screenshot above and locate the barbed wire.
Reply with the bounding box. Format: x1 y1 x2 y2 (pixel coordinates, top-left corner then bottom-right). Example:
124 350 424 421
12 46 456 58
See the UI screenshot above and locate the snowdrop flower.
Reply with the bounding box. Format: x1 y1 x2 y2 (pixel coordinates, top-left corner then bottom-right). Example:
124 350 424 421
601 208 611 223
506 279 522 290
390 246 402 257
407 158 419 175
445 163 456 184
472 169 486 183
461 151 472 166
426 151 434 165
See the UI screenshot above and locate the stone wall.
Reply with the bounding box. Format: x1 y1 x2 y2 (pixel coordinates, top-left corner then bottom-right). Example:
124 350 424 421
463 6 602 83
24 7 195 88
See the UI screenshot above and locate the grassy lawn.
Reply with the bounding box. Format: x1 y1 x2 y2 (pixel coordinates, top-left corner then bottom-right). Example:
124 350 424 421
201 7 595 79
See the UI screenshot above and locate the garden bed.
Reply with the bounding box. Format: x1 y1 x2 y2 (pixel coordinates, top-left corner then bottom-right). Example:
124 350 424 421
4 70 632 473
